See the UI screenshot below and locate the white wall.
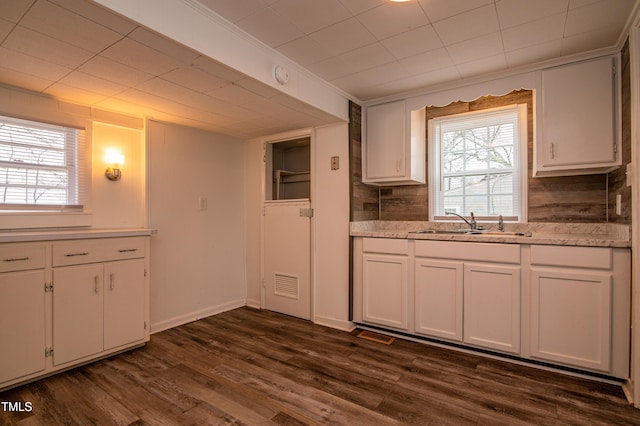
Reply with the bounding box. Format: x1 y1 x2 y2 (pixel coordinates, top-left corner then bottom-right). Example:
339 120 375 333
147 120 246 332
313 123 351 330
244 139 263 308
92 122 145 228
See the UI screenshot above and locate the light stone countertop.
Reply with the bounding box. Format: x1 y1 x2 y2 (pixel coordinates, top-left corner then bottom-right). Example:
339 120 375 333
0 228 157 243
350 221 630 248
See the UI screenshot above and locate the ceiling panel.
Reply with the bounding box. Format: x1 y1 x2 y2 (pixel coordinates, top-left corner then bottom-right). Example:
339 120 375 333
0 0 636 140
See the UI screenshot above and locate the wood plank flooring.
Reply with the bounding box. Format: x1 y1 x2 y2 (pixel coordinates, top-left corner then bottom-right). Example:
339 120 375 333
2 307 640 425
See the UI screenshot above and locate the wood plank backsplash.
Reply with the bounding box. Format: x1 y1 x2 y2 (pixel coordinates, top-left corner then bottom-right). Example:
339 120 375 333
350 41 631 224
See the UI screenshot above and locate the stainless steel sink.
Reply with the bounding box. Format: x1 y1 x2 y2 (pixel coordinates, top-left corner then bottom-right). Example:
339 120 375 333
410 229 470 234
411 229 532 237
468 230 532 237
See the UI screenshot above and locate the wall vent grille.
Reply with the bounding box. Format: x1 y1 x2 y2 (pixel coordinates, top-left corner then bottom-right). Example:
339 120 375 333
274 273 299 299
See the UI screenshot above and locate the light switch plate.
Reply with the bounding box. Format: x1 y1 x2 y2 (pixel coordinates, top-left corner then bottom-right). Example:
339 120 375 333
199 196 208 211
626 163 633 187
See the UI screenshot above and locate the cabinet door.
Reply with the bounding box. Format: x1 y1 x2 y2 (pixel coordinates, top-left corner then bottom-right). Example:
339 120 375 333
530 268 612 372
0 271 46 384
362 253 408 330
53 264 104 366
464 263 521 354
104 259 145 350
414 258 463 341
365 100 405 180
539 56 616 171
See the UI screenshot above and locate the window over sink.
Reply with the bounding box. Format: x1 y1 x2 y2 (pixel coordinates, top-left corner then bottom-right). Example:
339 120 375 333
429 104 527 223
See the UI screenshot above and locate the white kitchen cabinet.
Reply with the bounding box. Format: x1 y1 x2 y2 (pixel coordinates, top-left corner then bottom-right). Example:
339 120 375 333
363 100 426 185
534 55 620 177
0 232 151 392
414 258 463 342
360 238 409 330
0 244 47 385
463 263 521 354
53 264 104 365
528 245 629 376
52 239 147 366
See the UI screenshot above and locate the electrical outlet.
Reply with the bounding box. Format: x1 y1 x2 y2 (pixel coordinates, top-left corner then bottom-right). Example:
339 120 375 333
199 196 208 211
331 156 339 170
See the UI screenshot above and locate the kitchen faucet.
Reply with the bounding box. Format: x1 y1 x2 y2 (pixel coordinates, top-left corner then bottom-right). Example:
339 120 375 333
446 211 477 230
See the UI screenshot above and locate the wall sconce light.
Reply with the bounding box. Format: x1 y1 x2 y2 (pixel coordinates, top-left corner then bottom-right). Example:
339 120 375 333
104 149 125 181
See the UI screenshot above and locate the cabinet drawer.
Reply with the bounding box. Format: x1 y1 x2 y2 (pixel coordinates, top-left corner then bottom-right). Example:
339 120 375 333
0 244 46 272
363 238 409 255
530 245 612 270
415 240 520 264
53 237 145 266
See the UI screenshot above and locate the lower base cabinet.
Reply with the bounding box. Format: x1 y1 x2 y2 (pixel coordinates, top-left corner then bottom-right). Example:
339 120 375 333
354 237 630 379
0 270 46 384
463 263 521 354
530 268 612 372
0 234 151 391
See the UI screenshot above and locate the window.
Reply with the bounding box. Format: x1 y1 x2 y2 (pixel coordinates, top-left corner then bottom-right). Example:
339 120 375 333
0 115 86 210
429 104 527 222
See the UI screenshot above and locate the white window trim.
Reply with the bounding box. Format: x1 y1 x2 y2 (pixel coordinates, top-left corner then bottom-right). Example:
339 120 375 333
428 104 528 223
0 116 92 230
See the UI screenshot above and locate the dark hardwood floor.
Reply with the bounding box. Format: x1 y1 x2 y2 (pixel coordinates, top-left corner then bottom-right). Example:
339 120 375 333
2 306 640 425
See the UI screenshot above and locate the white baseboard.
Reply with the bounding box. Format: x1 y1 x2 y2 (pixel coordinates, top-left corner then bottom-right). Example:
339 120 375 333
245 298 261 309
150 298 246 334
314 314 355 332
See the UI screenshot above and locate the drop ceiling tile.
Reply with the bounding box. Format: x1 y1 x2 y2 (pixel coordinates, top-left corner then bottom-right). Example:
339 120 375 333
334 43 397 75
456 53 507 78
0 47 71 82
357 1 429 40
276 36 334 66
505 40 562 67
433 4 500 45
337 0 386 15
208 83 268 105
561 27 621 55
160 66 228 93
502 13 566 52
418 0 494 22
20 0 122 53
413 66 461 88
3 26 93 69
400 48 454 75
79 56 153 87
569 0 602 9
270 0 351 34
101 38 181 76
234 77 281 98
235 7 304 47
0 0 35 23
44 82 109 105
137 77 215 108
0 66 53 92
309 17 377 56
0 18 14 41
380 25 443 60
48 0 137 34
192 55 247 82
564 0 635 37
359 75 421 100
306 54 354 81
446 32 504 64
334 61 410 91
58 71 127 97
128 27 200 64
496 0 569 29
197 0 268 23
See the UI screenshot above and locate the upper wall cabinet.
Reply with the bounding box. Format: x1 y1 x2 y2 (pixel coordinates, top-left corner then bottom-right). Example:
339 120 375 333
534 55 621 177
363 100 426 185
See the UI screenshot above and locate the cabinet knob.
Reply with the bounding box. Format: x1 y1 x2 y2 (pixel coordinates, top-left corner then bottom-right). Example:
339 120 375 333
94 275 100 293
110 273 115 290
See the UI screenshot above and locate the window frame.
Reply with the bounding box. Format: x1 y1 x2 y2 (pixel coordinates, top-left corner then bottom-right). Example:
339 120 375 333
428 104 528 223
